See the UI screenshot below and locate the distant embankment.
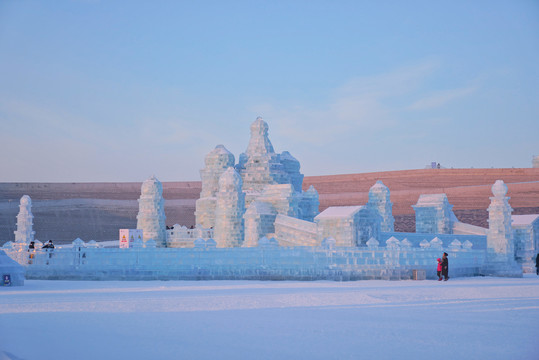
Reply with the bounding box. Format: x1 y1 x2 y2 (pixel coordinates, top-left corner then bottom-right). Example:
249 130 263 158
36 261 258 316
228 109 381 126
1 168 538 244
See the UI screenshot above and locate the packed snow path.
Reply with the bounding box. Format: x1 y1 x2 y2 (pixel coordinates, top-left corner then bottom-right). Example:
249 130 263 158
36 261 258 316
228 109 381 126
1 276 538 360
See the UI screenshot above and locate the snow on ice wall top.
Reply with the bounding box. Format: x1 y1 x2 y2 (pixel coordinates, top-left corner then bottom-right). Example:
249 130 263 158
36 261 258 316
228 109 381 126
136 175 167 247
14 195 35 244
367 181 395 232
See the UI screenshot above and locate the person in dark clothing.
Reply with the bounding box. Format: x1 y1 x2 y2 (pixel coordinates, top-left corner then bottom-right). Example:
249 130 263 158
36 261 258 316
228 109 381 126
28 241 35 250
536 253 539 276
42 240 54 249
442 252 449 281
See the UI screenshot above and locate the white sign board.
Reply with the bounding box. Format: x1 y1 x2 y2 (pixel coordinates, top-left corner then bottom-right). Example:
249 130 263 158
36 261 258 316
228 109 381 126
119 229 143 249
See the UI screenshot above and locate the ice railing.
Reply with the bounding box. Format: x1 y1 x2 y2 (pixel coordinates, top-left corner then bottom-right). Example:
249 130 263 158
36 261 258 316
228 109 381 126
2 236 486 280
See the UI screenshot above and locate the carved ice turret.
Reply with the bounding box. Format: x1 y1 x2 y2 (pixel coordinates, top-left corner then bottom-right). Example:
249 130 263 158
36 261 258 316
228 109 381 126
136 175 167 247
195 145 235 228
367 181 394 232
214 168 245 247
14 195 35 244
483 180 522 277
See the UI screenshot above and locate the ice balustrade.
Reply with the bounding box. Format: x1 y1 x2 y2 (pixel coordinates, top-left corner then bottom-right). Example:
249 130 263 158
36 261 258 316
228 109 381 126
3 237 485 281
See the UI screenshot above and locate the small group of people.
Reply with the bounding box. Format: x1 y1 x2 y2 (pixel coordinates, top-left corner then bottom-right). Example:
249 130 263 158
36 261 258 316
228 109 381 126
28 240 54 250
436 252 449 281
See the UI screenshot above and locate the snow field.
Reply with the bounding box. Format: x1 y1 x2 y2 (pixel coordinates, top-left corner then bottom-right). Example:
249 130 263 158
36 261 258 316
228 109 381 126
1 275 538 360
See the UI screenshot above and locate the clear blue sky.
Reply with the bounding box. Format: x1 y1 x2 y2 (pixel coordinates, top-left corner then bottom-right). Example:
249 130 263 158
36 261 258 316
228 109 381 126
1 0 538 182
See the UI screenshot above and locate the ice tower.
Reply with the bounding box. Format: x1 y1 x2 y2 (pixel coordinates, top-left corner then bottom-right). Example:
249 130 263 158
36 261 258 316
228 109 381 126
195 145 235 228
483 180 521 276
214 168 246 247
237 117 294 204
367 181 395 232
136 175 167 247
14 195 35 245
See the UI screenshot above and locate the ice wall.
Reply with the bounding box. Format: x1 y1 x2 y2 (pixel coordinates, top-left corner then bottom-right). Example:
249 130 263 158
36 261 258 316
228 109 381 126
136 176 167 247
214 168 245 247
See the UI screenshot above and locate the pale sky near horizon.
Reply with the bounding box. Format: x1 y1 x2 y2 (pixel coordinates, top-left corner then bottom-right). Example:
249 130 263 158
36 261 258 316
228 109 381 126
1 1 538 182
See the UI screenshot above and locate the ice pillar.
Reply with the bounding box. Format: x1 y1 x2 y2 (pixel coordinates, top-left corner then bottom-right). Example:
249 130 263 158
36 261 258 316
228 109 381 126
214 167 246 247
14 195 35 245
483 180 522 277
136 175 167 247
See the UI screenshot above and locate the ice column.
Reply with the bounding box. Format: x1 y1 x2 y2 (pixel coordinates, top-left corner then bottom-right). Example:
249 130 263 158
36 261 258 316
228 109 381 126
14 195 35 244
214 167 245 247
487 180 514 256
367 181 395 232
483 180 521 276
195 145 235 228
136 175 167 247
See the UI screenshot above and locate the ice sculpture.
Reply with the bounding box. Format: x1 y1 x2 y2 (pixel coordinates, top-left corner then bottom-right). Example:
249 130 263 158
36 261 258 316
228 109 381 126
192 117 320 246
195 145 235 228
367 181 395 232
214 167 245 247
136 175 167 247
413 194 456 234
14 195 35 245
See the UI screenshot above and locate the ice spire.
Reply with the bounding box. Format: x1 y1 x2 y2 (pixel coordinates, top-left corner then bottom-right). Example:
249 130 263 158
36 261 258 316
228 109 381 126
14 195 35 244
136 175 167 247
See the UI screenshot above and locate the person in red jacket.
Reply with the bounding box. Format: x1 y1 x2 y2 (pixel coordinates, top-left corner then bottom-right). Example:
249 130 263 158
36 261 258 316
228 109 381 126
437 258 443 281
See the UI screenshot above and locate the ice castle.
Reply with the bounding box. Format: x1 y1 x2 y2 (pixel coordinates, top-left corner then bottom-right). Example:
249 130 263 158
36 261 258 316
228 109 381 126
2 118 537 281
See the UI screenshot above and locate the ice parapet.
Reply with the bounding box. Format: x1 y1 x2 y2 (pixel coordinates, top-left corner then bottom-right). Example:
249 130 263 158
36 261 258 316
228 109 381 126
136 175 166 247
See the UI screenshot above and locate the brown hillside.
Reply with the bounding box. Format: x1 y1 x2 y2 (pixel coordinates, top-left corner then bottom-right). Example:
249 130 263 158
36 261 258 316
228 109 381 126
0 168 538 243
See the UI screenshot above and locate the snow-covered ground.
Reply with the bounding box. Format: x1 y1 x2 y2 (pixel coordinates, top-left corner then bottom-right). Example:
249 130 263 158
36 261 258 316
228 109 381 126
1 275 538 360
